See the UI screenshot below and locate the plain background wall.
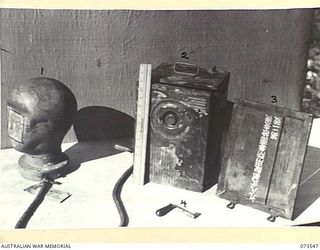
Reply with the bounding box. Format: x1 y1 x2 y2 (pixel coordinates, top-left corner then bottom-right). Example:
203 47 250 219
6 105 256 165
0 9 314 148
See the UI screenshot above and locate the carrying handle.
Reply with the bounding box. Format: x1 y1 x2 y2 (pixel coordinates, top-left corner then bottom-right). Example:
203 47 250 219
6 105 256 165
174 62 200 76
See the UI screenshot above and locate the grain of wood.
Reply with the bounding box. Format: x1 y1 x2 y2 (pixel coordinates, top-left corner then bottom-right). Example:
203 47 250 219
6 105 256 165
0 9 314 148
217 100 313 220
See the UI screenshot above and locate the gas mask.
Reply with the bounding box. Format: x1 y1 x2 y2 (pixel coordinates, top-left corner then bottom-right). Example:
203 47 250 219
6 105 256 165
7 77 77 181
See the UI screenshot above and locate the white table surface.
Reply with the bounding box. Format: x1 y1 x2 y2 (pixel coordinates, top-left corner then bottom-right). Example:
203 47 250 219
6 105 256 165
1 119 320 230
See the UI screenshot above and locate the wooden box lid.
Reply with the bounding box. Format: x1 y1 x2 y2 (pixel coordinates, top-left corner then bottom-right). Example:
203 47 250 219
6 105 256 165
217 100 313 220
151 62 229 91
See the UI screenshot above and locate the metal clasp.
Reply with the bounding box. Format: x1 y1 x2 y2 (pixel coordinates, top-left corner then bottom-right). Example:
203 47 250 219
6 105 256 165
226 202 237 209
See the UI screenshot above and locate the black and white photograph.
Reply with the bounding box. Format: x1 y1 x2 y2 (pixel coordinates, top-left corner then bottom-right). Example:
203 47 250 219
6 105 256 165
1 4 320 232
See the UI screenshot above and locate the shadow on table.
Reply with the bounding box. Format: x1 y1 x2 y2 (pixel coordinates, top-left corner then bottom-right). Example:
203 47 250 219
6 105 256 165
73 106 134 141
61 106 134 176
294 146 320 225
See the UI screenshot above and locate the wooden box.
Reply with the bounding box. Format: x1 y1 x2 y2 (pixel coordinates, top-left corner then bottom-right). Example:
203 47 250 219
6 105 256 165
147 62 231 192
217 100 314 220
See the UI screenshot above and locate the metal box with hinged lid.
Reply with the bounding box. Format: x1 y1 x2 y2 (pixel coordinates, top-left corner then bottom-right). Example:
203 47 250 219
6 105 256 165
147 62 232 192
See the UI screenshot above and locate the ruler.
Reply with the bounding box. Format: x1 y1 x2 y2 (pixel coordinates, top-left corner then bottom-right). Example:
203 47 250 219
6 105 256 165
133 64 152 185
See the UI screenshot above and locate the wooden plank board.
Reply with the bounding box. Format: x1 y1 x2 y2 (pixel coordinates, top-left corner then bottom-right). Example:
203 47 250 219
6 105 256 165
218 107 283 204
0 9 314 148
220 108 262 197
217 100 313 220
266 116 311 218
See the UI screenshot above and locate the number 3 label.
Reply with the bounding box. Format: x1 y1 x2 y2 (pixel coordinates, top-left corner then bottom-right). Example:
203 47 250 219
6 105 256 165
271 95 277 103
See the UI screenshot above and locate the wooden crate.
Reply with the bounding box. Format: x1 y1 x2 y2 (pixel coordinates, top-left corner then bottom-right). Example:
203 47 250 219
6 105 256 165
217 100 314 220
147 63 231 192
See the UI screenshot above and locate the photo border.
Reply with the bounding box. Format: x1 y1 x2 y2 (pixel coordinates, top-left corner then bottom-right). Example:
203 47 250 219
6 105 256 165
0 0 320 244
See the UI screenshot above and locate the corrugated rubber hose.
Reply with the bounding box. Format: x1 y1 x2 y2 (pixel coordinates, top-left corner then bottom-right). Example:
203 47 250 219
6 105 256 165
112 165 133 227
15 156 133 228
15 179 53 229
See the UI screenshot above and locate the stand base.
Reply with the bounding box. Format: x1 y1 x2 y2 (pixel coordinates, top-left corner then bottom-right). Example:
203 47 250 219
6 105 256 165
18 153 69 181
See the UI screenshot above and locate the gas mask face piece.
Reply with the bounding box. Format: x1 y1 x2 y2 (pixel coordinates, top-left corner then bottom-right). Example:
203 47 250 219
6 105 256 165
7 107 25 144
7 77 77 181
